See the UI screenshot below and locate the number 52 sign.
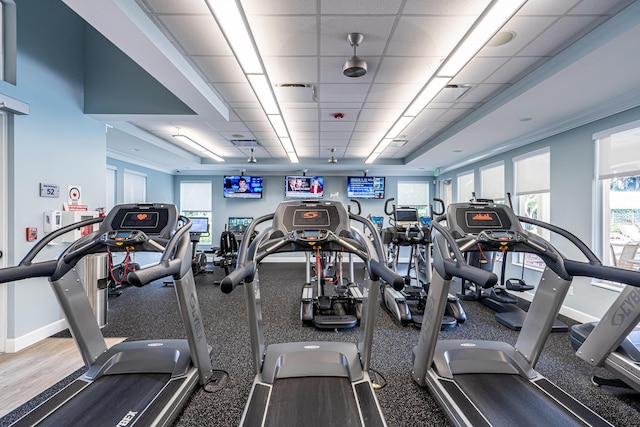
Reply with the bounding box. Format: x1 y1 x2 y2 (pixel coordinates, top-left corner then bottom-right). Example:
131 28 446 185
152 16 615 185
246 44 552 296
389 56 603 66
39 183 60 198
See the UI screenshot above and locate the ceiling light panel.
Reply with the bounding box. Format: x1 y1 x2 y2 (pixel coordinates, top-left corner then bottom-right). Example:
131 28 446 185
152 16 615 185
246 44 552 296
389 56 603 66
246 74 279 114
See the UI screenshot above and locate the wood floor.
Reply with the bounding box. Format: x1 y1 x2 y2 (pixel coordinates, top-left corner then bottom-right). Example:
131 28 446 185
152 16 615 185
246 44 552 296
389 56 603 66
0 337 125 418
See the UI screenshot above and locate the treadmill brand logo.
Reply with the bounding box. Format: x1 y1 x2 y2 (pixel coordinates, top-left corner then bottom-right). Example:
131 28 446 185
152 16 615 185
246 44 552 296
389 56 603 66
190 293 204 341
116 411 138 426
611 288 640 327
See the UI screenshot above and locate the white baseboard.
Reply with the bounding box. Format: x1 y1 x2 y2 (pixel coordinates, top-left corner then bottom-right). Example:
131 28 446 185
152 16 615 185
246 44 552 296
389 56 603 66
5 318 68 353
512 290 599 324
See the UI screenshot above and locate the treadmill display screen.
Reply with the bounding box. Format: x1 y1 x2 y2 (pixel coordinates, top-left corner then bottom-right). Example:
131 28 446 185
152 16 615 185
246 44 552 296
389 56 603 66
465 211 503 229
396 209 418 223
292 209 331 228
120 211 160 229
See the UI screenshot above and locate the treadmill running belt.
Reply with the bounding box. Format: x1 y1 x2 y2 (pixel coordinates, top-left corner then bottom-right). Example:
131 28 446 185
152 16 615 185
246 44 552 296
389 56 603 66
26 373 171 427
265 377 362 427
455 373 601 427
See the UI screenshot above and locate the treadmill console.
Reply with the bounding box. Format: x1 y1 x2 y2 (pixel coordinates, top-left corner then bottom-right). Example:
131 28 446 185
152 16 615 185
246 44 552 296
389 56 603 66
446 202 523 238
97 203 178 240
273 200 350 236
99 229 148 247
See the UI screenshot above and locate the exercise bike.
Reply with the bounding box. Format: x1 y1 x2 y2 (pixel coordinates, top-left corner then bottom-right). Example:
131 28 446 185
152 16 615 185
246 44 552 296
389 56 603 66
380 198 466 328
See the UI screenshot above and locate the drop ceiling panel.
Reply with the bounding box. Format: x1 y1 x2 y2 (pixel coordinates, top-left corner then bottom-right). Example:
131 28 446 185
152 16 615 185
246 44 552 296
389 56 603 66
519 16 607 56
452 57 511 84
264 57 318 83
403 0 491 15
320 121 355 132
357 108 403 123
387 16 477 57
319 16 395 56
375 56 440 85
157 15 229 55
214 83 258 103
320 0 403 15
139 0 211 15
192 56 245 83
242 0 316 15
248 16 318 56
366 83 422 104
317 84 370 103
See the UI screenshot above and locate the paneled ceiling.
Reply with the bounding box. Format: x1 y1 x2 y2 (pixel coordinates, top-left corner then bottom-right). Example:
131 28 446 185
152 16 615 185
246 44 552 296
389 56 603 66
62 0 640 176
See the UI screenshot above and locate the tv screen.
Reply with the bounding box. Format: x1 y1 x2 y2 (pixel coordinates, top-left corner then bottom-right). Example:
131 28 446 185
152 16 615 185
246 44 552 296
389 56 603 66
189 217 209 234
285 175 324 199
228 217 253 234
223 176 263 199
347 176 385 199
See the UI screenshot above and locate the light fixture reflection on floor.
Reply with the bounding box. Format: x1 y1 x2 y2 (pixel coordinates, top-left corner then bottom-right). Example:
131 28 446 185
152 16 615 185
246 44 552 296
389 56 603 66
247 148 257 163
328 148 338 163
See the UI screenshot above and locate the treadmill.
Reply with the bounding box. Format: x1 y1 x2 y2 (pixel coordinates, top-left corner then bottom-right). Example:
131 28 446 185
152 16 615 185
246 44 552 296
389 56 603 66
412 201 617 427
0 203 219 426
220 200 404 426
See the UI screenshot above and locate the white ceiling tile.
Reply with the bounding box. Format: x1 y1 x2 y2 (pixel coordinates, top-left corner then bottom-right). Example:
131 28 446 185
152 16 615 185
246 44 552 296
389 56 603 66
403 0 491 15
450 83 507 103
215 83 257 103
477 16 558 57
235 108 268 122
241 0 317 15
318 84 370 103
290 131 319 140
246 121 275 133
387 16 477 57
248 16 318 56
320 0 403 15
357 108 403 123
283 107 318 122
366 83 422 104
320 131 353 140
517 0 578 16
353 120 388 132
192 56 245 83
453 57 510 84
264 57 318 84
287 121 319 132
375 56 440 84
158 15 229 55
320 121 355 132
319 16 395 56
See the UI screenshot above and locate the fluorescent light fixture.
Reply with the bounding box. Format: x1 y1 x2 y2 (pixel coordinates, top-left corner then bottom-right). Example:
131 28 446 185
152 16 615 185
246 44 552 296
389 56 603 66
279 137 295 153
173 133 224 162
247 74 279 115
406 77 451 116
439 0 526 77
207 0 299 164
268 114 289 138
206 0 262 74
366 138 394 163
386 116 414 139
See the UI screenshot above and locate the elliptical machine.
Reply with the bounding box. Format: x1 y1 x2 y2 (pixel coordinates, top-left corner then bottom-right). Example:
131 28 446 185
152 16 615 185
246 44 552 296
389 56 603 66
300 199 364 329
380 197 466 328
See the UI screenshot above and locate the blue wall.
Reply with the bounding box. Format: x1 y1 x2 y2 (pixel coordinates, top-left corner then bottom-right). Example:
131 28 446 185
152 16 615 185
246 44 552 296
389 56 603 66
436 105 640 319
0 0 107 342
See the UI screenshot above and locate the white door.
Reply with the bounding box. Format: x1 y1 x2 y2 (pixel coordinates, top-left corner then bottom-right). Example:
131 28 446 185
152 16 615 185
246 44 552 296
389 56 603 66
0 112 7 353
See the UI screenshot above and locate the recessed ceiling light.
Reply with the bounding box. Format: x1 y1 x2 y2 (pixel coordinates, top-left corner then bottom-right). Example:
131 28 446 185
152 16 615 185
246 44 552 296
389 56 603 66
520 117 532 122
453 149 463 153
487 31 516 47
131 148 140 152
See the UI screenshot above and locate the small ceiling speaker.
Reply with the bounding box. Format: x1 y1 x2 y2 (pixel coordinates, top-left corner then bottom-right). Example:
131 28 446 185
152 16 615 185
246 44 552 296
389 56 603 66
343 33 367 78
328 148 338 163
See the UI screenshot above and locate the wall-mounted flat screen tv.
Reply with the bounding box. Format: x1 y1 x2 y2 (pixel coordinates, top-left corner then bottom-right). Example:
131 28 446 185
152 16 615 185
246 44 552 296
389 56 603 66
223 176 263 199
347 176 385 199
285 175 324 199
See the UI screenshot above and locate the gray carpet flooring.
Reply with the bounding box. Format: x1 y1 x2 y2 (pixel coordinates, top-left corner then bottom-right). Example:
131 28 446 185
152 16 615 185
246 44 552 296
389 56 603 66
2 262 640 426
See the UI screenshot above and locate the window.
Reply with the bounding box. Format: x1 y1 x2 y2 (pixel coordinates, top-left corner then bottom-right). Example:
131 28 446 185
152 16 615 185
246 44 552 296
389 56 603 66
397 181 429 218
106 166 116 213
439 178 452 209
180 181 212 245
514 148 550 269
596 121 640 276
123 169 146 203
457 170 474 203
480 162 505 203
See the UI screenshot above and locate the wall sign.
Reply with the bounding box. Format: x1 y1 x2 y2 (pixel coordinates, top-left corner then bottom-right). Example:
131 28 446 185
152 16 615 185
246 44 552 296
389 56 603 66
39 183 60 198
